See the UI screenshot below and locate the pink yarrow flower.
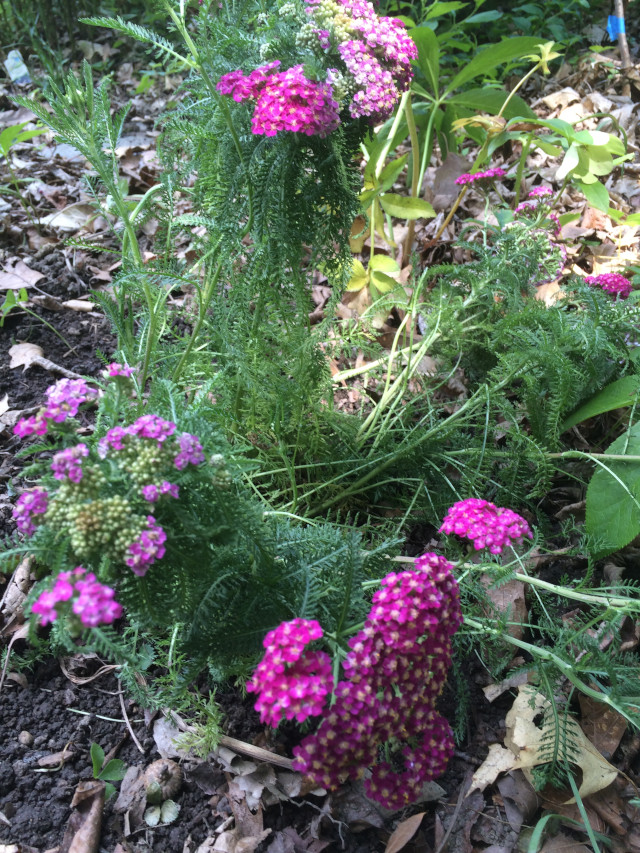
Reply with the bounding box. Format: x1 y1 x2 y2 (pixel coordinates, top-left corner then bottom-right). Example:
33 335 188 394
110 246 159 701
455 167 506 187
292 554 462 810
13 488 48 536
103 362 135 378
43 378 97 423
141 481 180 502
528 186 553 198
32 567 122 628
174 433 205 470
51 444 89 483
14 413 48 438
440 498 532 554
585 273 633 300
247 618 333 726
125 515 167 576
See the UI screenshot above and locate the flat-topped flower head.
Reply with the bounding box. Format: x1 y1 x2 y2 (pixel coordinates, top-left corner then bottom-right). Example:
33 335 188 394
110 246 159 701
125 515 167 577
103 362 135 379
455 167 506 187
440 498 532 554
528 186 553 198
247 618 332 726
44 378 97 423
585 273 632 300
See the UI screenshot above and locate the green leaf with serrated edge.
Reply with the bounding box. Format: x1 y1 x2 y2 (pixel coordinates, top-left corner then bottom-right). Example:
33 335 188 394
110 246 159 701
585 421 640 557
379 194 436 220
90 743 104 778
445 37 547 95
99 759 127 781
378 154 409 190
346 259 368 291
575 178 609 212
368 254 400 272
448 88 536 119
562 376 640 431
370 270 398 293
410 26 440 95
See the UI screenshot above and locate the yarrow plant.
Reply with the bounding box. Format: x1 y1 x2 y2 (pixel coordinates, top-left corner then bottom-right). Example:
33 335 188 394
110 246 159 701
32 568 122 629
216 0 417 137
440 498 532 554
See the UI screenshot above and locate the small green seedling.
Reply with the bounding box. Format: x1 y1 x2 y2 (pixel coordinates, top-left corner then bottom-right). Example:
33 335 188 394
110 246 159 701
0 288 28 328
90 742 126 801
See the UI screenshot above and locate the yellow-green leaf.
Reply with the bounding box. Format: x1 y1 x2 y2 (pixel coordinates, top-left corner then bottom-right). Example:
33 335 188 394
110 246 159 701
379 193 436 220
370 270 398 293
368 254 400 273
346 259 369 291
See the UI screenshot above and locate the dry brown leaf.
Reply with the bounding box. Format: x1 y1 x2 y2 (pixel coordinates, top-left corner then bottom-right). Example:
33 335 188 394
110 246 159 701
60 780 105 853
471 687 618 800
61 300 95 312
37 748 75 767
8 342 44 370
535 281 565 306
40 203 96 232
384 811 425 853
481 577 527 640
538 832 590 853
482 668 529 702
578 695 628 759
0 259 44 291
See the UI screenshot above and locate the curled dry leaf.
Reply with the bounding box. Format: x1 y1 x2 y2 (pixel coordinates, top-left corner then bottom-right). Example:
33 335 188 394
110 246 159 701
8 343 44 370
384 811 425 853
0 259 44 291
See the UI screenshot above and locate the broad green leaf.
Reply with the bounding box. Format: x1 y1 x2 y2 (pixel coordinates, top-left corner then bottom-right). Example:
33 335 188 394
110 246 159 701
379 193 436 219
370 270 399 293
410 26 440 95
368 254 400 272
90 743 104 778
574 178 609 212
556 142 579 180
562 376 640 431
346 259 368 291
558 212 580 225
571 129 611 146
448 88 536 119
464 10 502 22
378 154 409 189
99 758 127 782
533 138 563 157
445 37 545 95
425 1 468 21
585 421 640 557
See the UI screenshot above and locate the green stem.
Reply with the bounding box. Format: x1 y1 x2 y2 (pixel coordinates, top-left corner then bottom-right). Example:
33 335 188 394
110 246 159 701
403 93 421 259
463 615 636 723
171 259 223 384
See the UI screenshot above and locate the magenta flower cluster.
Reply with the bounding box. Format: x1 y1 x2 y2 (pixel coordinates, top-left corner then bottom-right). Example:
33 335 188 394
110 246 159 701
585 272 633 300
13 488 48 536
247 618 333 727
440 498 532 554
455 167 506 187
51 444 90 483
306 0 417 122
217 61 340 138
32 567 122 628
125 515 167 577
103 362 135 378
290 554 461 810
14 378 97 438
141 481 179 502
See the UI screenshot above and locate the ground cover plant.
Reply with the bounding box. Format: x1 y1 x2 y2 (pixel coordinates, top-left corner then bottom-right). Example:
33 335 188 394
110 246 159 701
1 0 640 850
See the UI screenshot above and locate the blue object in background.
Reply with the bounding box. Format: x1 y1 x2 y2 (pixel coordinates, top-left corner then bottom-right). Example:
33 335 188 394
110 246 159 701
607 14 626 41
